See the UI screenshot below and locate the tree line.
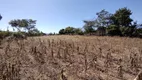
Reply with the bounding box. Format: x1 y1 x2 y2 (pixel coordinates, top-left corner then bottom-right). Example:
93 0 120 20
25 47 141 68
0 7 142 39
59 26 84 35
59 7 142 38
0 18 46 39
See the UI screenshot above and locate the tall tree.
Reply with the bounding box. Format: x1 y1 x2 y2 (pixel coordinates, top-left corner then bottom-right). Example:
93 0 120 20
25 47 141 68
112 7 133 27
83 9 112 34
95 9 113 27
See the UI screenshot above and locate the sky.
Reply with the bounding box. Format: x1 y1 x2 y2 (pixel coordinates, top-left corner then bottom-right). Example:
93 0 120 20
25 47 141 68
0 0 142 33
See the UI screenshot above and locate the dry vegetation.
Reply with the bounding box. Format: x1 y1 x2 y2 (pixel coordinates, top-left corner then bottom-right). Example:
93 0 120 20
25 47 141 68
0 35 142 80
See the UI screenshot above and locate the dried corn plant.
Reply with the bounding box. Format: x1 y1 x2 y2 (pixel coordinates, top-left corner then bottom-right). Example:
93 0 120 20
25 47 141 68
0 35 142 80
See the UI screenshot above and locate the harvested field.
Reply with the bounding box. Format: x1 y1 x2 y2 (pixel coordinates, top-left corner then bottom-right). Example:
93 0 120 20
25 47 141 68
0 35 142 80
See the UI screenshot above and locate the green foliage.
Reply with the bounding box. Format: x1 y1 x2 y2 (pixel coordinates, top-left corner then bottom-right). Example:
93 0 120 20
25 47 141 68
95 9 113 27
136 28 142 34
83 26 94 33
27 28 46 36
59 29 65 34
112 7 133 27
83 9 112 34
83 21 95 33
135 28 142 38
64 26 75 34
12 31 27 39
107 25 122 36
0 30 45 40
81 7 142 37
120 26 136 37
0 31 11 39
9 19 36 32
74 28 84 35
8 19 45 37
1 7 142 38
59 27 84 35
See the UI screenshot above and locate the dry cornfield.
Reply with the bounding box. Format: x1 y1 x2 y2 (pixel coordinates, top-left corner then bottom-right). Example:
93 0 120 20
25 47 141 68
0 35 142 80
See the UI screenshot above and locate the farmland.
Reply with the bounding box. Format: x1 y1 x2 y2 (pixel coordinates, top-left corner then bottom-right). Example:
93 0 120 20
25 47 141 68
0 35 142 80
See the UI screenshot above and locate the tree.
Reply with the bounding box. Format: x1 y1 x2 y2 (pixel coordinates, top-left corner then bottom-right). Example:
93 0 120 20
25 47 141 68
64 26 75 34
59 27 84 35
83 20 95 33
120 26 136 36
25 19 36 32
136 28 142 35
9 19 42 37
82 7 142 37
83 9 112 34
109 7 136 37
119 21 138 37
9 19 36 32
95 9 113 27
112 7 133 27
74 28 84 35
107 25 122 36
59 29 65 34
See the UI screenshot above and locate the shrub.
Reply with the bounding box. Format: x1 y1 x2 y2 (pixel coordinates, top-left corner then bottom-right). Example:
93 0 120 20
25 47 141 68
0 31 12 39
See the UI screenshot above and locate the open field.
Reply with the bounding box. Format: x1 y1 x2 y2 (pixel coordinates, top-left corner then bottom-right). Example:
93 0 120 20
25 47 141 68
0 35 142 80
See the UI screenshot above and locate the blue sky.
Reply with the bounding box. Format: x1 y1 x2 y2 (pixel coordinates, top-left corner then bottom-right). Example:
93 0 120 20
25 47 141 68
0 0 142 33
